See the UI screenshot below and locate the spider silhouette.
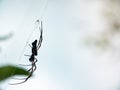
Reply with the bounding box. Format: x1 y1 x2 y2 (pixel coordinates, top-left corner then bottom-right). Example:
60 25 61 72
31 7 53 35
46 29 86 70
10 20 43 85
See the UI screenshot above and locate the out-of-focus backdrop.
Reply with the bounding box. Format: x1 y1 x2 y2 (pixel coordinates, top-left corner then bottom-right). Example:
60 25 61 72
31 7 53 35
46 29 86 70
0 0 120 90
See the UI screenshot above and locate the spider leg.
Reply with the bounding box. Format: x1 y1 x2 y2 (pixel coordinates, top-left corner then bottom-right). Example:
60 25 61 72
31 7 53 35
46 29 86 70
19 64 31 66
29 44 32 48
33 58 37 71
37 21 43 50
9 67 34 85
28 58 37 72
11 77 27 80
28 67 33 72
33 62 36 71
11 62 36 81
9 75 31 85
27 64 35 72
24 54 31 56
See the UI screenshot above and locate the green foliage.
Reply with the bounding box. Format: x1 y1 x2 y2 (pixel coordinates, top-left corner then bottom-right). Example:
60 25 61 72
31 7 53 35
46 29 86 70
0 26 30 84
0 65 29 82
0 33 13 41
85 36 110 50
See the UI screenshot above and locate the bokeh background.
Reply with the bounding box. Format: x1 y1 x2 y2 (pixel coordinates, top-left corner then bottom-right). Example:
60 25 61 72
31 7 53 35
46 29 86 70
0 0 120 90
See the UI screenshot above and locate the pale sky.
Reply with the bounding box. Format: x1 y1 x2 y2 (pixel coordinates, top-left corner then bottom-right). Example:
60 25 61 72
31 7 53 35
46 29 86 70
0 0 120 90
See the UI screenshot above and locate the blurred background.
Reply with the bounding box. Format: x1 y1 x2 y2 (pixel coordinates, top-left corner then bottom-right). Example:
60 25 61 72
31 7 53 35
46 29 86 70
0 0 120 90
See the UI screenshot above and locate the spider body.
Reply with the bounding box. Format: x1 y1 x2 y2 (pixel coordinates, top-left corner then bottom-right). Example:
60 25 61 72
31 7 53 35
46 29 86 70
32 40 38 56
29 54 35 62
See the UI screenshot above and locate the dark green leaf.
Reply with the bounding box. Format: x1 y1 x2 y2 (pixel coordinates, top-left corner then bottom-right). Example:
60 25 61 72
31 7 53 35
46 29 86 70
0 65 29 82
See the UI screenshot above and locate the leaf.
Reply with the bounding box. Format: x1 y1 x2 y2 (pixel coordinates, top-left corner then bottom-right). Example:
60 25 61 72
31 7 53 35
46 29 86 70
0 65 29 82
0 33 13 41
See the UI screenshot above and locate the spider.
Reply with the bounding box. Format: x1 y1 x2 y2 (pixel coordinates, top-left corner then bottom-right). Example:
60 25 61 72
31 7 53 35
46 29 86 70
10 20 43 85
